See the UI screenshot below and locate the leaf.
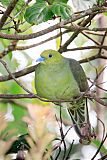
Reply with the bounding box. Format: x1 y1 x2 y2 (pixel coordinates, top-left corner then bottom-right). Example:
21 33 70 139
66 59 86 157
97 0 105 4
92 139 107 153
36 0 68 4
0 0 9 6
36 0 45 2
22 51 32 66
0 0 25 21
51 2 72 19
54 0 68 3
104 12 107 16
6 102 27 136
24 2 54 24
8 51 12 60
61 0 68 3
14 0 26 21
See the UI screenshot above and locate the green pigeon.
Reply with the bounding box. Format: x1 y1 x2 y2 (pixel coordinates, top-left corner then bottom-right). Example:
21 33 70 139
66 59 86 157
35 49 92 144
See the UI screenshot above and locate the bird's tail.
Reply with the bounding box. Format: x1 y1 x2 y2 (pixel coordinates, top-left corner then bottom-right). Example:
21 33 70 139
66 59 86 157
65 98 93 144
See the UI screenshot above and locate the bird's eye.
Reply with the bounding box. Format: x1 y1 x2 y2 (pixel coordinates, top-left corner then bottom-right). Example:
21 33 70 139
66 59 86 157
48 54 53 58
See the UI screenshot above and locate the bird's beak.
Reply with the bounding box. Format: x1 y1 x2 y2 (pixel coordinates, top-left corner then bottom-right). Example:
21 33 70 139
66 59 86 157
36 56 45 62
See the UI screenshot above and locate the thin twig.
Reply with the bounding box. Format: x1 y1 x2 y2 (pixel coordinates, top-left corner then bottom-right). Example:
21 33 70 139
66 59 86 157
0 40 18 58
97 117 106 141
79 54 107 63
15 30 70 51
81 31 101 46
65 140 74 159
98 154 107 160
85 30 106 36
97 30 107 55
66 45 107 51
0 92 107 107
59 13 96 53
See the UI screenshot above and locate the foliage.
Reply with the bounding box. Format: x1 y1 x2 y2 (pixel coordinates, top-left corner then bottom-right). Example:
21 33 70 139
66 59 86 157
24 1 72 24
0 0 25 21
0 0 107 159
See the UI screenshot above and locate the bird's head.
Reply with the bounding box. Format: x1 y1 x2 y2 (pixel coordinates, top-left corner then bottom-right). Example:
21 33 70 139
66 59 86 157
36 49 63 64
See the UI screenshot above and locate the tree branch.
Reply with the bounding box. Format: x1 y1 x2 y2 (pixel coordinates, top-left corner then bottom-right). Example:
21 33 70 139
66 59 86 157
15 30 70 51
0 40 18 58
0 92 107 107
79 54 107 63
58 13 96 53
67 45 107 51
81 31 100 46
0 6 106 40
97 30 107 55
0 0 19 29
0 52 106 82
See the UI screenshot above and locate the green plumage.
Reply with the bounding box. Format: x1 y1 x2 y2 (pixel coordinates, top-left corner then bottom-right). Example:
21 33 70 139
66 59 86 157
35 50 91 144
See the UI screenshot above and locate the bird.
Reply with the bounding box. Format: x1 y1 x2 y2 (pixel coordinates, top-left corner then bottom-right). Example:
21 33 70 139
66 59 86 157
35 49 92 144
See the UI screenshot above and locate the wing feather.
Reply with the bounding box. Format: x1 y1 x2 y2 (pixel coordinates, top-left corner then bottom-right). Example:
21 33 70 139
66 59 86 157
68 58 88 92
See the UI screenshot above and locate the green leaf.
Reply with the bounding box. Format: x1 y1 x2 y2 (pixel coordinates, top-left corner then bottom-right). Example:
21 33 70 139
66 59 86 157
24 2 54 24
0 102 27 137
8 51 12 60
0 0 9 6
54 0 68 3
14 0 26 21
36 0 45 2
97 0 104 4
61 0 68 3
92 139 107 153
104 12 107 16
51 2 72 19
0 0 25 21
7 103 27 136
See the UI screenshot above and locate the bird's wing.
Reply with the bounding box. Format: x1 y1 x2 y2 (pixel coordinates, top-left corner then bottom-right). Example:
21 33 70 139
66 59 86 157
68 58 88 92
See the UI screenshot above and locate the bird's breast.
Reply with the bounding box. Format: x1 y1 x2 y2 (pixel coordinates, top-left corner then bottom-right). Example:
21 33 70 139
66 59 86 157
35 63 80 100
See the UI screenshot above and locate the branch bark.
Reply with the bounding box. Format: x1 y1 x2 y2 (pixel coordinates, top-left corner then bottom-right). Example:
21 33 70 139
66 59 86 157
0 92 106 107
0 53 107 82
58 13 96 53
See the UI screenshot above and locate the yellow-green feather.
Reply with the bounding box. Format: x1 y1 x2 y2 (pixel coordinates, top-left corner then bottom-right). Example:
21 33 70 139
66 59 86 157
35 50 80 100
35 49 90 144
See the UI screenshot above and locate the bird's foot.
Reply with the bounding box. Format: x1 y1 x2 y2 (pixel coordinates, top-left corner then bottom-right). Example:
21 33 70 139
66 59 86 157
79 123 96 145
